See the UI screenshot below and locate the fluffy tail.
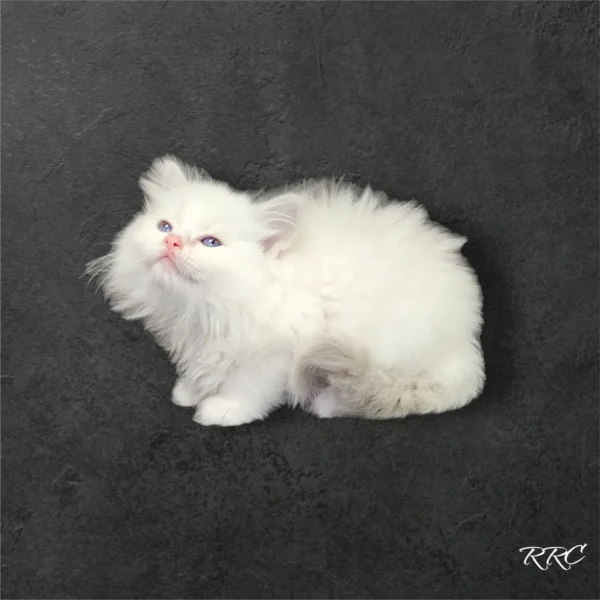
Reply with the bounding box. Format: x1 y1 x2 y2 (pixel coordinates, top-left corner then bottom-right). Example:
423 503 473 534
291 335 484 419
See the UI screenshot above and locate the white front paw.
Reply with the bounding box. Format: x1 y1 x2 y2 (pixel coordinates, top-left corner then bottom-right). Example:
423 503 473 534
171 379 199 407
193 396 257 427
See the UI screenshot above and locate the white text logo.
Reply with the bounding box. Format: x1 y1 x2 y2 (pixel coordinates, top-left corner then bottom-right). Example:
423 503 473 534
519 544 587 570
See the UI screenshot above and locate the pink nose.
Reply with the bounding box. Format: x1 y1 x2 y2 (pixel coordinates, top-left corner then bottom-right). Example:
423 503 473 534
164 234 183 251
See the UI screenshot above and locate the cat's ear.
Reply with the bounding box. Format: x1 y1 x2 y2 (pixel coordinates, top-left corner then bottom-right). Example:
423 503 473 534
139 155 211 199
257 193 300 257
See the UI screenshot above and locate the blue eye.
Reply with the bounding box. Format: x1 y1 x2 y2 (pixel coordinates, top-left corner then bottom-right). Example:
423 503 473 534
158 220 172 233
200 236 222 248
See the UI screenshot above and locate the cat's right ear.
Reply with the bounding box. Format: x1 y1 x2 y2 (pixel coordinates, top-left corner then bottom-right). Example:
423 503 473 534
139 155 210 200
257 192 300 257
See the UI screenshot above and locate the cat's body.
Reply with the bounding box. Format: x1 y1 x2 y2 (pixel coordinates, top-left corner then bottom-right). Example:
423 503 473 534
88 156 485 426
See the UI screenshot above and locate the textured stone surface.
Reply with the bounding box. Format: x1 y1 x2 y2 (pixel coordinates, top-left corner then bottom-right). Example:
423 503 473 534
2 1 598 598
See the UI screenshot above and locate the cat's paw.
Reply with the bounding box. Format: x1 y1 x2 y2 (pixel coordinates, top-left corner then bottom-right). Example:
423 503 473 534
171 379 199 407
193 396 257 427
310 387 352 418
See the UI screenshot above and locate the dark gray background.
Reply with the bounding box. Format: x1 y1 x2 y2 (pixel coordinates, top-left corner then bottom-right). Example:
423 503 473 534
2 1 598 598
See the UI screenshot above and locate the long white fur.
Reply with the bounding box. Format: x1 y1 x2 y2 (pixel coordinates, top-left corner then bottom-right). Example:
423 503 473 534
87 156 485 426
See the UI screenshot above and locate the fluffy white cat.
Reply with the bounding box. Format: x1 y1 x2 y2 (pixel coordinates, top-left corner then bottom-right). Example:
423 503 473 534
87 156 485 426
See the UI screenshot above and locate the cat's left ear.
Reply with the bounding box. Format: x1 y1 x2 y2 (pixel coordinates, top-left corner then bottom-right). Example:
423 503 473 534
139 155 212 199
257 193 300 257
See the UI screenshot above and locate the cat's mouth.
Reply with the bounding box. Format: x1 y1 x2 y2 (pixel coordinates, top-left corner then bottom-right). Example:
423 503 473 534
159 254 175 266
156 253 195 282
157 253 184 275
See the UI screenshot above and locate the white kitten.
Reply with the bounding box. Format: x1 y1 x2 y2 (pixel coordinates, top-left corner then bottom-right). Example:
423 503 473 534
87 156 485 426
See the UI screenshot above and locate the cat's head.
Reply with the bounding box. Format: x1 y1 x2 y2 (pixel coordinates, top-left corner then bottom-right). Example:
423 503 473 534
88 156 298 316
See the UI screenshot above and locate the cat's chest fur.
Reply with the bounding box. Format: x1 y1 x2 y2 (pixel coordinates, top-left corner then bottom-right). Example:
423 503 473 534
143 291 277 395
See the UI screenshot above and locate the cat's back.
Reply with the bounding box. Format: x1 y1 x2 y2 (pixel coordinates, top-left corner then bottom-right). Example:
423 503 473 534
290 179 466 270
275 180 481 364
282 179 480 335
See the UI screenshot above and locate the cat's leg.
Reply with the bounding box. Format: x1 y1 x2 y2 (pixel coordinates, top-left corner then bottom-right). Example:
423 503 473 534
193 354 289 427
171 375 200 407
308 386 359 419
